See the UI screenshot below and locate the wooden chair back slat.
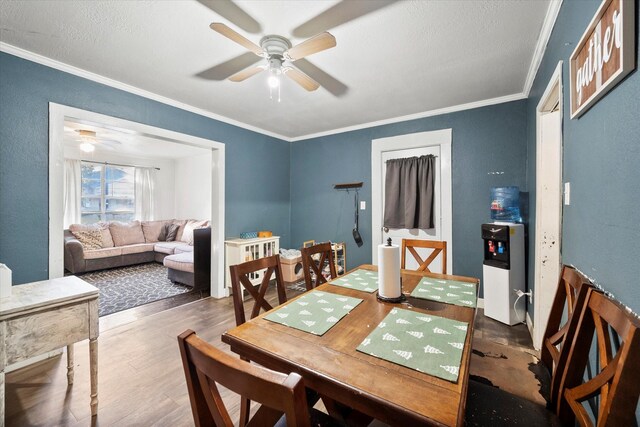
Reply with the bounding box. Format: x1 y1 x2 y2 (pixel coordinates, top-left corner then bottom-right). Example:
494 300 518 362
400 239 447 274
542 265 593 407
230 255 287 326
557 289 640 426
178 329 311 427
301 242 337 291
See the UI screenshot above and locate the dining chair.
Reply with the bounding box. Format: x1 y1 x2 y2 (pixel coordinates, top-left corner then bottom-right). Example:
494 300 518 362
229 254 288 327
400 238 447 274
301 242 337 291
178 329 313 427
466 287 640 427
541 265 593 407
556 288 640 426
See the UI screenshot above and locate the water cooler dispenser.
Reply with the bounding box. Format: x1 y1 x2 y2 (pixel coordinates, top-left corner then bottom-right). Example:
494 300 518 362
482 223 525 325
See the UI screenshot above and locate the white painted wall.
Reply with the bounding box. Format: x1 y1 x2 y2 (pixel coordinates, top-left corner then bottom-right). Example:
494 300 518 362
64 146 176 220
174 154 212 220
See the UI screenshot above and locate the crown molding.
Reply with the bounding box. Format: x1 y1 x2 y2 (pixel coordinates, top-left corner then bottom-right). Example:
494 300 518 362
0 42 290 141
523 0 563 96
290 92 527 142
3 41 537 144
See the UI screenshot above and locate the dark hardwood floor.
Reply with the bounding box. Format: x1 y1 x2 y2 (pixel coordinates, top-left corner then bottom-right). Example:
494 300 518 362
5 288 545 426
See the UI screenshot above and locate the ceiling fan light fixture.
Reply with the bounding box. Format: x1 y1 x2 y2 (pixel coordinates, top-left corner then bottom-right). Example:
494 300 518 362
267 74 280 89
79 141 95 153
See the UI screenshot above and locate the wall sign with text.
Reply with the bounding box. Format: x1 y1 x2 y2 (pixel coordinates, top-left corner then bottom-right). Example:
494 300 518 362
570 0 635 119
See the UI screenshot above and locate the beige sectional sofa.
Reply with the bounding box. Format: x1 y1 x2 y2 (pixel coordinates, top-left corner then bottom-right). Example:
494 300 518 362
64 220 210 290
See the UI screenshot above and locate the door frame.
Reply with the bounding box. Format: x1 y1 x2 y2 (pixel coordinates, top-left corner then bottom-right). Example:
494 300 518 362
49 103 228 298
371 129 453 272
532 61 564 348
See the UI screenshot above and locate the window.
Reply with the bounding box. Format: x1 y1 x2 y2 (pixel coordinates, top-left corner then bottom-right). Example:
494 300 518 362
81 163 135 223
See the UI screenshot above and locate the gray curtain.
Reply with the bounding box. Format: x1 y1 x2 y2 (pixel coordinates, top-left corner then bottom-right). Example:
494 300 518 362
383 155 435 229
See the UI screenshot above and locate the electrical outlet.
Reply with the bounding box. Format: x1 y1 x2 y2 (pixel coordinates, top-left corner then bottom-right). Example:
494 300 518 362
564 182 571 205
360 201 366 210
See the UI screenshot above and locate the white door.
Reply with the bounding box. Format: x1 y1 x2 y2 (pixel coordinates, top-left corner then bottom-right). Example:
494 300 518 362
534 109 563 348
381 146 444 271
372 129 453 273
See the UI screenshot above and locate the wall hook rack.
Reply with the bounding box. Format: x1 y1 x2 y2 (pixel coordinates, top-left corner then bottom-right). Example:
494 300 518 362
333 182 363 191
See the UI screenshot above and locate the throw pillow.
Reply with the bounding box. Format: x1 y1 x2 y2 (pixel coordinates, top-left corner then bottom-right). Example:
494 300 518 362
158 223 168 241
72 230 103 251
69 222 114 248
165 223 180 242
181 220 207 245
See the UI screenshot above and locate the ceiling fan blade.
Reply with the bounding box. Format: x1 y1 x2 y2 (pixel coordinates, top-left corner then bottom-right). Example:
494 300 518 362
229 65 266 82
210 22 264 56
284 32 336 61
292 0 399 38
294 59 348 97
196 0 261 34
283 67 320 91
196 52 261 81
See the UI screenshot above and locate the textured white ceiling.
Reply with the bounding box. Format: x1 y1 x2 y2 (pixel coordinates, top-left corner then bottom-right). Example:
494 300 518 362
0 0 550 139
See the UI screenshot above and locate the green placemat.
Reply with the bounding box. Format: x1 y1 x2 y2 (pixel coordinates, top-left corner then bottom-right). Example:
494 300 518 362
410 278 477 308
264 290 363 336
357 308 469 382
329 269 378 293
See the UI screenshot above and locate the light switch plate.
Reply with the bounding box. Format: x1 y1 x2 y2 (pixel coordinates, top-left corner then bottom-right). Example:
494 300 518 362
564 182 571 205
360 201 366 210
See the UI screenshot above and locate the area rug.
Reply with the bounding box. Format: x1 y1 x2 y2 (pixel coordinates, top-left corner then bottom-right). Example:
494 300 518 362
78 262 194 316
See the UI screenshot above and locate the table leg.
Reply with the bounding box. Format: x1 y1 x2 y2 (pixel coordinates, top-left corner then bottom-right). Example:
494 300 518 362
66 344 74 385
89 338 98 416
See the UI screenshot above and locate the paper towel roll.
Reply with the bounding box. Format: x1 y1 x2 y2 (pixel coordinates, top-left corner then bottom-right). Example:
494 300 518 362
378 243 401 298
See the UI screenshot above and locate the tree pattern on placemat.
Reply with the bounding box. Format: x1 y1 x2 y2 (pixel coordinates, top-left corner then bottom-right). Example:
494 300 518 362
356 308 469 382
329 269 378 292
410 278 477 308
264 290 363 335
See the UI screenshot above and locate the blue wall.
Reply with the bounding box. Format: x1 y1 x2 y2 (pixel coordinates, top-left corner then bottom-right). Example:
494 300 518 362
290 100 529 296
526 0 640 318
0 52 291 285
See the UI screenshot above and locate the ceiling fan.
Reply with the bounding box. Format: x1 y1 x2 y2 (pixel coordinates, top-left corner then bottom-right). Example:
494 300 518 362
72 129 122 153
209 22 336 92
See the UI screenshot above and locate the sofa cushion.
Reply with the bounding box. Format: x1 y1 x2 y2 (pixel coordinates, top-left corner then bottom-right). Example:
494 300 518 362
163 252 194 273
69 222 114 248
109 221 146 246
84 247 123 260
121 243 156 255
141 220 168 243
154 241 188 255
72 229 103 250
174 244 194 254
181 220 208 245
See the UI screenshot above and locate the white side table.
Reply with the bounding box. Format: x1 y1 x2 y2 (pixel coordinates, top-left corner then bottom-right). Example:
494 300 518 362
0 276 99 422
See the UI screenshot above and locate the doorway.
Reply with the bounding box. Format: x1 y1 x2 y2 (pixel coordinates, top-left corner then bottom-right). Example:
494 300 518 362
532 61 564 349
48 103 227 298
371 129 453 273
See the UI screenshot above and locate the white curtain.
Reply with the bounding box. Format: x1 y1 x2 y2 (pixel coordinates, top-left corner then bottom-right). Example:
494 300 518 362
135 167 156 221
63 159 82 228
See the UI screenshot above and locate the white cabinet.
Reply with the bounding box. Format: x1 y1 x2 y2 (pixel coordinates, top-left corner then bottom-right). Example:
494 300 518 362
225 236 280 288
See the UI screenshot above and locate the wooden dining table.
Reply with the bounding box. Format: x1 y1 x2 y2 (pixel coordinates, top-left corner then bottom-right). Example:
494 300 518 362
221 264 479 426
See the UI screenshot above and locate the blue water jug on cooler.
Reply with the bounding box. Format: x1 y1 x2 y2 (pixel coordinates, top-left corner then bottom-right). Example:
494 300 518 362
490 186 521 222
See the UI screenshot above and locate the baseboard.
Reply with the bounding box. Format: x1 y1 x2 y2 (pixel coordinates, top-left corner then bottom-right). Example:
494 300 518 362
477 297 484 309
526 311 537 348
6 349 63 373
